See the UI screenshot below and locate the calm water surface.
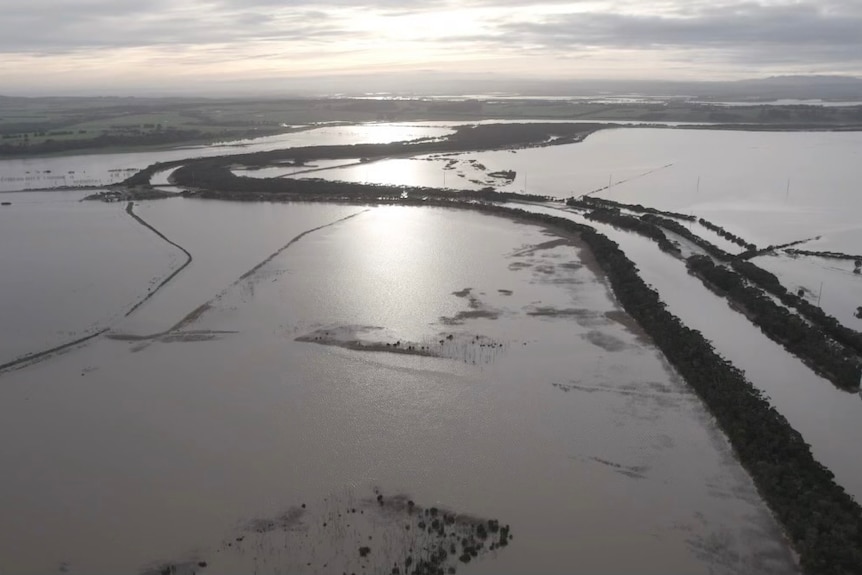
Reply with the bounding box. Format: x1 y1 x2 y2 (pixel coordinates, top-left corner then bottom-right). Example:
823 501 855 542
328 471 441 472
0 205 795 574
4 125 859 573
313 129 862 251
0 191 177 364
0 123 454 192
513 201 862 502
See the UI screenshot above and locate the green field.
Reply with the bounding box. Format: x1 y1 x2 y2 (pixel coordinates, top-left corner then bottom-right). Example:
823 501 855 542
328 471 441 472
2 95 861 156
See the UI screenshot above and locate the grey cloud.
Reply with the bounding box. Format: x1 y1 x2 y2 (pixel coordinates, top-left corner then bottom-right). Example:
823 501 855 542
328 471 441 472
0 1 351 53
1 0 861 76
492 2 862 63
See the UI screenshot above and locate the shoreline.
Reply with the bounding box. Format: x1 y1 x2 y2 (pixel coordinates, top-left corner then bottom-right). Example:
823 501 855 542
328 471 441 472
128 192 860 573
5 118 862 163
3 193 859 572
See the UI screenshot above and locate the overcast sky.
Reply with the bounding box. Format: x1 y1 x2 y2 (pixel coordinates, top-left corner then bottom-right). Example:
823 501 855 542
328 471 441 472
2 0 861 95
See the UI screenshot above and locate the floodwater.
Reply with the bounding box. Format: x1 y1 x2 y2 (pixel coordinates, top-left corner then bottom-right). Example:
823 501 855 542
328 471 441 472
5 124 862 574
753 252 862 332
0 191 177 365
0 203 796 574
0 123 454 192
308 128 862 251
512 201 862 502
118 199 358 335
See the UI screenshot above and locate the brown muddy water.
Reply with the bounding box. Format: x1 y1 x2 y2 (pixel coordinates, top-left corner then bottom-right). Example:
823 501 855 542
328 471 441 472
0 203 796 574
513 201 862 503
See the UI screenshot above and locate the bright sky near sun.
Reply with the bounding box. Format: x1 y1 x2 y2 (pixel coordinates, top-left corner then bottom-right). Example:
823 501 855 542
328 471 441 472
1 0 861 94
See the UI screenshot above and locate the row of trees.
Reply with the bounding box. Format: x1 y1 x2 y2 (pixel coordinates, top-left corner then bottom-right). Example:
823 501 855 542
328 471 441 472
0 129 196 156
0 127 284 157
688 255 861 390
469 205 862 574
558 202 861 391
732 260 862 356
787 248 862 262
118 139 862 572
697 217 757 250
567 197 757 262
620 211 862 373
578 207 681 256
168 160 551 204
640 213 735 261
569 195 696 221
738 236 819 260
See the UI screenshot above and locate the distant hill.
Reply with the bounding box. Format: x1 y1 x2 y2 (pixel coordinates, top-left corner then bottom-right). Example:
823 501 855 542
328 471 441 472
716 75 862 101
504 75 862 102
248 73 862 102
2 74 861 102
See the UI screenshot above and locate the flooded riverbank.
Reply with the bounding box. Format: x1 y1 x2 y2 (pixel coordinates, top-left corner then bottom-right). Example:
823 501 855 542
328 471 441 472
512 201 862 502
6 122 862 573
0 204 797 574
0 191 178 365
0 123 456 192
300 128 862 251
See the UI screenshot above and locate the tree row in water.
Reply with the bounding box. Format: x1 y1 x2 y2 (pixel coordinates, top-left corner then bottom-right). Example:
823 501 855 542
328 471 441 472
688 255 861 390
469 205 862 575
568 196 696 221
559 201 861 391
577 207 681 256
732 260 862 357
640 213 734 261
119 152 862 572
697 217 757 250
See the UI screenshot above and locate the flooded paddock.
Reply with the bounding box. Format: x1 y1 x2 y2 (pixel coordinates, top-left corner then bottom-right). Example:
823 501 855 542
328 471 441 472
0 203 797 574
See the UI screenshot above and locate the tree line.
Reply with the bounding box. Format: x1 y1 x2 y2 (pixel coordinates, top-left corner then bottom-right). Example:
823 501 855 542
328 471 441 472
732 260 862 357
468 205 862 575
697 217 757 250
688 255 861 390
115 148 862 571
559 202 861 391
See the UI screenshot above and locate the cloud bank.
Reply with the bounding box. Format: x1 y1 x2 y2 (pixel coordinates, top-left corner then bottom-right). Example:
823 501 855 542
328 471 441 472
3 0 861 94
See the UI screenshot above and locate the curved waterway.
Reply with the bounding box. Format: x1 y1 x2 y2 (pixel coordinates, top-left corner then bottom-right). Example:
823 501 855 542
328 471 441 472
0 204 795 574
511 201 862 502
0 123 455 192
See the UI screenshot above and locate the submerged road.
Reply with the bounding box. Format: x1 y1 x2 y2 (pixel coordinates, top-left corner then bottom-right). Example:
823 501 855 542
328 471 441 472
0 201 194 374
123 201 194 317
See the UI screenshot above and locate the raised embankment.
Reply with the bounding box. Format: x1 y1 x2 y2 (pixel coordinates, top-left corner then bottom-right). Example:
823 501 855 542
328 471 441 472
123 201 193 317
